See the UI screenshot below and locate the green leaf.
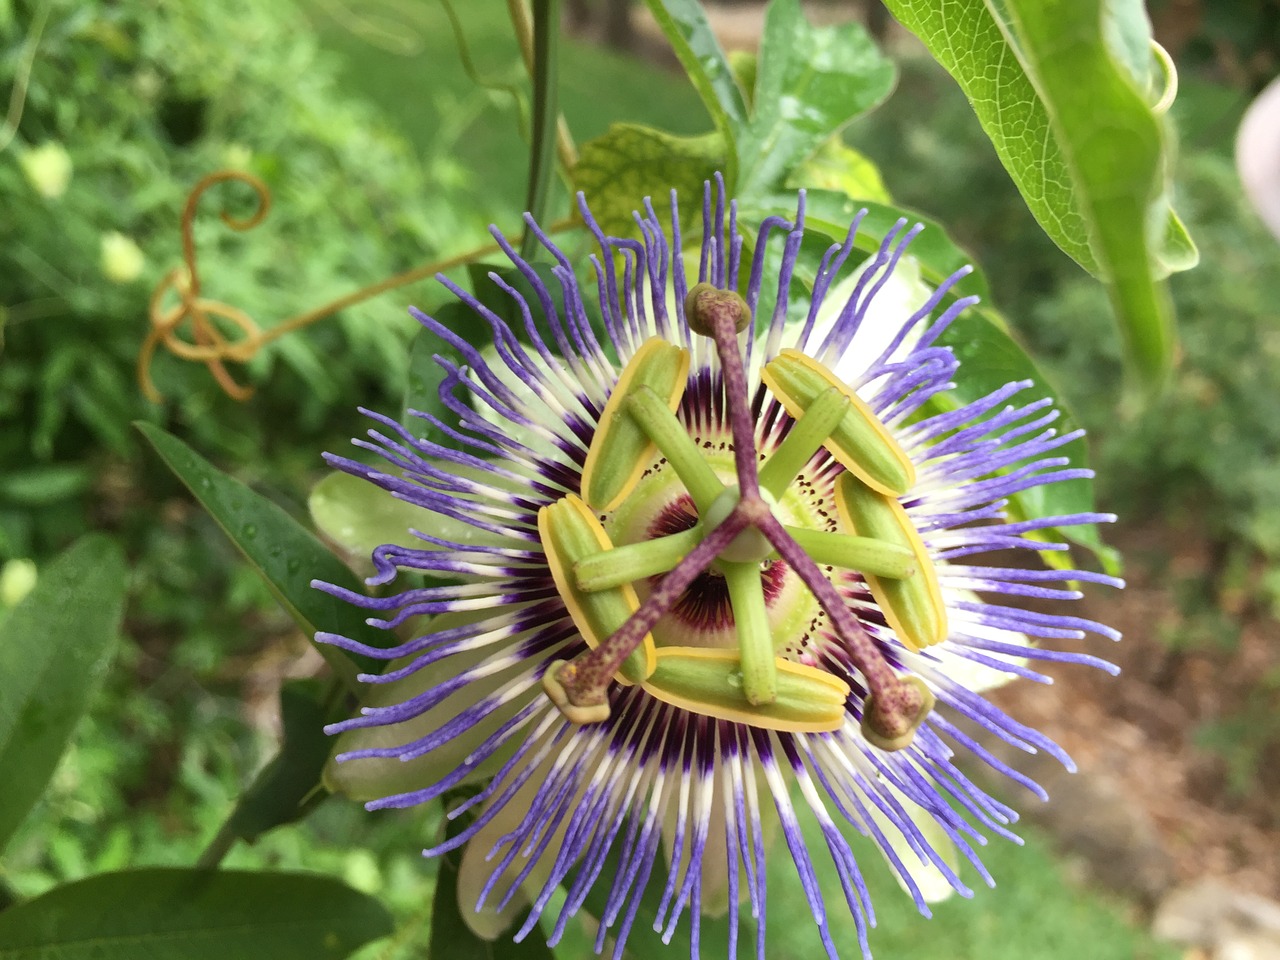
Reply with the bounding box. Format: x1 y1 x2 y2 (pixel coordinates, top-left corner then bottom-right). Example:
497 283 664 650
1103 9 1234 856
573 124 726 236
0 535 125 854
882 0 1195 384
136 423 388 688
736 0 896 196
223 680 334 844
429 798 554 960
786 140 891 205
640 0 748 181
0 869 392 959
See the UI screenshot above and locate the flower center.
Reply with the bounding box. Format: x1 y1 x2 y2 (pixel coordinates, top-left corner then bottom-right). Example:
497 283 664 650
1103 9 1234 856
542 315 940 748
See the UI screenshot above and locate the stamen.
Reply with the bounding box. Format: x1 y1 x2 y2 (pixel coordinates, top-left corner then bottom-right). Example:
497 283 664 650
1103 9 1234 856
782 527 916 580
758 386 851 500
546 282 935 750
547 506 751 719
641 647 850 733
623 386 724 513
835 473 946 651
762 349 916 497
580 337 691 512
722 561 777 705
538 495 656 684
573 526 702 592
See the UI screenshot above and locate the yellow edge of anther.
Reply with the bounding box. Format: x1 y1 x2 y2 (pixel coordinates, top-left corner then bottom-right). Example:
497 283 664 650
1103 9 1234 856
763 349 915 496
641 647 850 734
581 337 691 514
835 478 947 651
537 496 657 684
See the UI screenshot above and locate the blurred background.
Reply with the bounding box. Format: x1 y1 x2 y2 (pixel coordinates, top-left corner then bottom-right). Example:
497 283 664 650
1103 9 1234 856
1 1 1278 957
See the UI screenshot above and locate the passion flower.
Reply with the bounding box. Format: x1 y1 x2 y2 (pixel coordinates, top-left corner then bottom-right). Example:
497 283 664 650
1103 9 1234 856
315 178 1121 958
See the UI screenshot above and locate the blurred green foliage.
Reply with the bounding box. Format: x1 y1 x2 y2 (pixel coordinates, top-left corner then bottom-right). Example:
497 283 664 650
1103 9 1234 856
0 0 1271 955
1 0 484 562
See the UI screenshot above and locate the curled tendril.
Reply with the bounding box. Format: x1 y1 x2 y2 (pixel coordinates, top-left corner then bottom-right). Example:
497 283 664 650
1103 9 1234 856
138 170 272 402
139 169 576 404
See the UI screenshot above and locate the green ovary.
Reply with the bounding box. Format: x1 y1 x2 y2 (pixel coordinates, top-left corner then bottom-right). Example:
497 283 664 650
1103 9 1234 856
601 440 827 657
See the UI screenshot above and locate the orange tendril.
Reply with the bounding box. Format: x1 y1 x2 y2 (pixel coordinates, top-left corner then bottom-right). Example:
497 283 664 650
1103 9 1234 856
139 168 576 403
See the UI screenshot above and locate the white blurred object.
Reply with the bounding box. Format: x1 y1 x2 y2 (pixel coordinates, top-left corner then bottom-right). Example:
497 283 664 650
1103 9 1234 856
1237 75 1280 242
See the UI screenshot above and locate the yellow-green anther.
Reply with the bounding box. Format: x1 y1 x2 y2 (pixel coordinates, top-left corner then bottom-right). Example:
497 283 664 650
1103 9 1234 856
782 526 917 580
758 386 851 500
538 495 657 683
623 385 724 514
835 473 946 651
723 561 777 706
574 526 702 593
641 647 850 733
581 337 692 513
762 349 915 497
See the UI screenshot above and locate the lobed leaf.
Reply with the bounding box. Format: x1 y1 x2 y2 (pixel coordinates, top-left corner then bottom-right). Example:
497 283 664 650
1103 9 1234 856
640 0 748 182
736 0 896 196
573 124 726 236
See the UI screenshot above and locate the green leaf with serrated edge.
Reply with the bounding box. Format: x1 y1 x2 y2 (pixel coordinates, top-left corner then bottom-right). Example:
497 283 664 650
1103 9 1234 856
641 0 747 182
429 793 555 960
879 0 1092 271
223 680 334 844
0 869 392 959
136 423 386 688
736 0 896 196
0 535 124 854
787 140 891 205
573 124 726 236
309 470 516 573
882 0 1193 387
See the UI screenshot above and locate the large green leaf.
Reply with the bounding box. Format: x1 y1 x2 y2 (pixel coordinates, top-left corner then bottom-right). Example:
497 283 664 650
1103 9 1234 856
0 869 391 959
882 0 1194 386
0 535 125 854
136 423 388 688
735 0 895 196
573 124 726 235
